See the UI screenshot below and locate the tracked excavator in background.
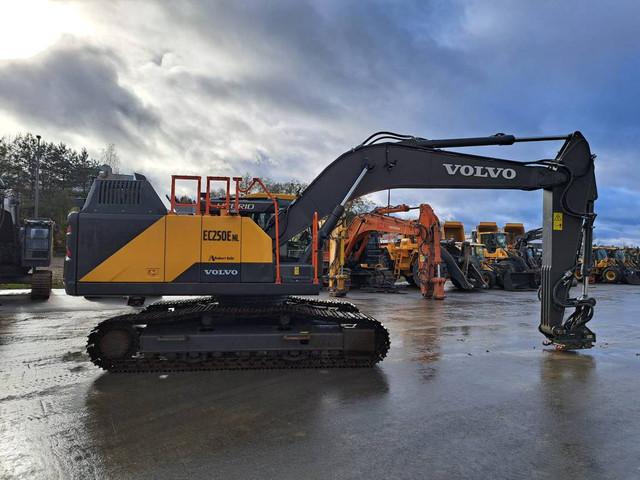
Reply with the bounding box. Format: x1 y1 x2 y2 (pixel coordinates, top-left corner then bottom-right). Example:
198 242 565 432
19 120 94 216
64 131 598 372
327 203 445 297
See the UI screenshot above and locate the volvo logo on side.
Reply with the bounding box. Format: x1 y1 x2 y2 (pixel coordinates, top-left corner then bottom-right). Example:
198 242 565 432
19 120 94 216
204 269 239 276
443 163 516 180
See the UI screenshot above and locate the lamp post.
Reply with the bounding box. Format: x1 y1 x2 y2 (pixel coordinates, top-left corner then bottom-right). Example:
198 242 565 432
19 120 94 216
35 135 41 218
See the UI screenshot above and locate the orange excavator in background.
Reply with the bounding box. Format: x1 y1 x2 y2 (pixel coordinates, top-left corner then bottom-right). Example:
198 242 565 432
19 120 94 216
328 204 445 298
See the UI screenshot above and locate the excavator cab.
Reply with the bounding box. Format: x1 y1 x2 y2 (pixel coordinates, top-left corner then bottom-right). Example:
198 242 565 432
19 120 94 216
474 223 508 257
482 232 507 254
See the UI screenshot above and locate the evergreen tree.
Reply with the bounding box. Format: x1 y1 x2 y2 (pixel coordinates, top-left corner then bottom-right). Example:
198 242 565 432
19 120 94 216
0 133 101 251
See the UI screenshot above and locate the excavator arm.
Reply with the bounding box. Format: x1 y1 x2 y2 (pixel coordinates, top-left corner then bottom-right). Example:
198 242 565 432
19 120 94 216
279 131 597 349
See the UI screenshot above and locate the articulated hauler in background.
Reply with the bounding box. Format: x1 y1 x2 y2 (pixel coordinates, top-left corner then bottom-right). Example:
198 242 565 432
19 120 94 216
64 131 598 372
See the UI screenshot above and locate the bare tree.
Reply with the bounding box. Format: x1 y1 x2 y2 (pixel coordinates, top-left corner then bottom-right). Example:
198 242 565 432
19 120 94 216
100 144 120 174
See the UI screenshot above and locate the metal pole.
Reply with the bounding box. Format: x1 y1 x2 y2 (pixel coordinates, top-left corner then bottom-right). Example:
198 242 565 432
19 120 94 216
35 135 41 219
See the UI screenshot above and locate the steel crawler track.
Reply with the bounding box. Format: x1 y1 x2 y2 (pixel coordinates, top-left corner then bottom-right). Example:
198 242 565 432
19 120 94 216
87 297 390 372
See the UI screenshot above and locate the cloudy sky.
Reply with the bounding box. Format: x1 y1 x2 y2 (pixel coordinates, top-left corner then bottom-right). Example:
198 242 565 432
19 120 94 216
0 0 638 244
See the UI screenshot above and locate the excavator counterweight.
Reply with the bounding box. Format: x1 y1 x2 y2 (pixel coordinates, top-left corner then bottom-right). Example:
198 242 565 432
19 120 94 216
64 130 598 371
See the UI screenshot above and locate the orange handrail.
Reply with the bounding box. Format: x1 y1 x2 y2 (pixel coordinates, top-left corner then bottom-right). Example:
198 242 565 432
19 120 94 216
312 211 319 284
205 176 231 214
170 175 201 214
234 177 282 284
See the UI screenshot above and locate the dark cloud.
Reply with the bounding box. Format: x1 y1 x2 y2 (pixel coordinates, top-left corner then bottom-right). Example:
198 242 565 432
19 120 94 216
169 71 345 119
0 36 159 147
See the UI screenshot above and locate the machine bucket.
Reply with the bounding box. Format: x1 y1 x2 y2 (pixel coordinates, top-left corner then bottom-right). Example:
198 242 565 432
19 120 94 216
502 270 539 291
441 248 475 290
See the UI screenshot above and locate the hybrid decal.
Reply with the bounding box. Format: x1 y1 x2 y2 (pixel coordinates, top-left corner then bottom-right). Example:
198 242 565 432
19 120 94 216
443 163 517 180
203 230 239 241
211 202 256 210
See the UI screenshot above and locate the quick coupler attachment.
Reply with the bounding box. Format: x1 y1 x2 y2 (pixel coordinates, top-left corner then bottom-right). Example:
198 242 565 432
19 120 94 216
540 325 596 350
539 298 597 350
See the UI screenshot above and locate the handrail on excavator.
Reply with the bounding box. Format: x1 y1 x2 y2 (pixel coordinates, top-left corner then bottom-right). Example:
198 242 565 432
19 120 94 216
170 175 201 214
234 177 282 284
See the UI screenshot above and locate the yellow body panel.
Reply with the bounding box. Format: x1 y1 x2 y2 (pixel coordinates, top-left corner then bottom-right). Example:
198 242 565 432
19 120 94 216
442 221 465 242
165 215 201 281
82 214 273 283
477 222 499 234
81 218 166 282
201 216 242 264
241 217 272 263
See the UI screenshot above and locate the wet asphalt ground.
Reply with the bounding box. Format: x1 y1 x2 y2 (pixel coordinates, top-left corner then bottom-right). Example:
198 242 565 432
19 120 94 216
1 285 639 480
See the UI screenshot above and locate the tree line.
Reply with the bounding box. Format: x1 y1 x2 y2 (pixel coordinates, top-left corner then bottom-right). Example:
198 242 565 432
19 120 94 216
0 133 102 251
1 133 376 253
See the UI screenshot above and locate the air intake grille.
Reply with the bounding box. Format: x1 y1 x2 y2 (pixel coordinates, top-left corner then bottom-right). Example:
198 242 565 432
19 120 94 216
97 180 142 205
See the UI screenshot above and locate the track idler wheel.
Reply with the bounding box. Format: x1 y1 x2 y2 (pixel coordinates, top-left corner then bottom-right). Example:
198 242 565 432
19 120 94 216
87 321 139 369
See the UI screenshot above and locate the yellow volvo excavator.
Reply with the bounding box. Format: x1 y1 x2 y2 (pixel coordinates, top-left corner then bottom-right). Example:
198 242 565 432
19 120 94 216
64 131 598 372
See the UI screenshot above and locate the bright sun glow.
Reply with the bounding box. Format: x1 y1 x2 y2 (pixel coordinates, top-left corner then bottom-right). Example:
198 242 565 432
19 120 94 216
0 0 89 60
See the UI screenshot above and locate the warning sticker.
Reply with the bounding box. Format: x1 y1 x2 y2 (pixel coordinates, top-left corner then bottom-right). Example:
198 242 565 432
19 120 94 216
553 212 563 231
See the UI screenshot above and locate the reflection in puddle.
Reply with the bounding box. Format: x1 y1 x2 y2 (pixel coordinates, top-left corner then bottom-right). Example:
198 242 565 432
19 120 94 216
81 368 390 477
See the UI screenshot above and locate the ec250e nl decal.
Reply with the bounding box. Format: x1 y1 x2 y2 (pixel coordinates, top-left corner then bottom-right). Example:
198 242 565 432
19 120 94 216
203 230 239 241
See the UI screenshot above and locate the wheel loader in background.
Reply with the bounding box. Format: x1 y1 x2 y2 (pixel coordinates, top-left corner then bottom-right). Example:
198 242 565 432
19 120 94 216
581 246 640 284
472 222 539 290
0 177 53 299
63 130 598 372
